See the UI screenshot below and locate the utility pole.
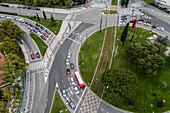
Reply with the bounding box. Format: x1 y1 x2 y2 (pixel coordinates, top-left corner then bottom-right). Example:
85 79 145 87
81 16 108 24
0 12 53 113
100 10 103 32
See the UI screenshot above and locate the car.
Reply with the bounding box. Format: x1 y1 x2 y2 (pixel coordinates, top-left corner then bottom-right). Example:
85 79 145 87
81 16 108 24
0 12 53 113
74 86 80 95
33 29 38 33
37 32 41 37
121 15 126 18
35 52 40 58
40 35 46 41
129 20 133 23
22 6 26 9
66 59 70 65
130 14 136 17
120 19 126 22
148 17 152 19
138 19 144 22
27 7 31 9
30 53 35 59
39 29 43 34
144 23 150 26
45 29 51 34
67 53 71 59
70 63 74 70
40 25 45 30
43 33 48 37
25 21 30 25
29 24 34 27
137 21 142 24
36 23 40 27
66 98 75 109
124 13 130 16
70 77 76 85
66 68 71 76
19 18 25 23
152 25 156 28
120 22 125 25
17 6 21 8
0 16 3 18
35 8 40 10
28 26 33 30
35 26 39 30
146 21 151 24
157 27 164 31
9 5 13 8
62 89 67 97
14 18 18 21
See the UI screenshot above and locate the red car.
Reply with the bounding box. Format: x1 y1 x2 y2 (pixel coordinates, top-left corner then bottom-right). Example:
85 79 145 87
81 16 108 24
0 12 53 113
30 53 35 59
146 21 151 24
33 29 38 33
43 32 48 37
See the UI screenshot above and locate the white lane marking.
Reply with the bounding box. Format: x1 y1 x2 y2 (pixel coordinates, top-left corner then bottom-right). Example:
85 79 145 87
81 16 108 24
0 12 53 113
63 84 65 88
68 87 73 95
62 80 64 83
67 38 81 45
101 108 105 111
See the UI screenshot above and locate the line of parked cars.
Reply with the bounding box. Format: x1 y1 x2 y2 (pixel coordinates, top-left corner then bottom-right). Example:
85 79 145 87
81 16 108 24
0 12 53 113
0 4 40 10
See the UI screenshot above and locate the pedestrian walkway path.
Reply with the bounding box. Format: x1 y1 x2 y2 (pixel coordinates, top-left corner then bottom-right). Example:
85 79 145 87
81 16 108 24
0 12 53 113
30 61 45 71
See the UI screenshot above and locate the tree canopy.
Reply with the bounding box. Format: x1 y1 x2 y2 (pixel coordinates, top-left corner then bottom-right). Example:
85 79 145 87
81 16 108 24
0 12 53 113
126 42 166 77
102 69 138 98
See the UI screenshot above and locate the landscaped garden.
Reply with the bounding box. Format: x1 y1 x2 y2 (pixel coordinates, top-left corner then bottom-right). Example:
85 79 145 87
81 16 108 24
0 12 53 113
79 26 170 112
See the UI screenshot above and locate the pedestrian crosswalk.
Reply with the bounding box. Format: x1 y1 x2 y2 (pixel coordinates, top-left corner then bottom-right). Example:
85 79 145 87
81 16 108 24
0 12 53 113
30 61 45 71
18 24 30 34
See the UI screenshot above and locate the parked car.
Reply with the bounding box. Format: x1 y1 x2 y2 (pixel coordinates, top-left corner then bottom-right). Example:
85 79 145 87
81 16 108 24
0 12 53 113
70 63 74 70
33 29 38 33
120 22 125 25
152 25 156 28
146 21 151 24
67 53 71 59
25 21 30 25
39 29 43 34
144 23 150 26
35 26 39 30
0 16 3 18
35 8 40 10
27 7 32 9
62 89 67 97
36 23 40 27
37 32 41 37
130 14 136 17
14 18 19 21
157 27 164 31
28 26 33 30
43 32 48 37
66 59 70 65
35 51 40 58
66 68 71 76
70 77 76 85
30 53 35 59
22 6 26 9
74 86 80 95
40 25 45 30
66 98 75 109
138 19 144 22
45 29 51 34
40 35 46 41
137 21 142 24
124 13 130 16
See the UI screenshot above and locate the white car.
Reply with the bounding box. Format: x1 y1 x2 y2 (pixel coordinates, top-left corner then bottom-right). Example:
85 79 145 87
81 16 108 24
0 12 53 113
137 21 142 24
74 86 80 95
70 77 76 86
148 17 152 19
124 13 130 16
66 59 70 65
67 53 71 59
120 22 125 25
157 27 164 31
37 32 41 37
28 26 33 30
144 23 150 26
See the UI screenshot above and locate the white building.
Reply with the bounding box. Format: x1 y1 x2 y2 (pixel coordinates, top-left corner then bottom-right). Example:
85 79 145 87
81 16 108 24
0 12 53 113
155 0 170 9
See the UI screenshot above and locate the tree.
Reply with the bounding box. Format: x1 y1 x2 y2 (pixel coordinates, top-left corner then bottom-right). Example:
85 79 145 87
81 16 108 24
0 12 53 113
32 0 37 6
102 69 138 97
0 37 20 54
25 0 29 5
156 36 168 47
125 0 129 8
106 92 122 105
121 22 129 46
36 13 40 21
144 0 154 4
43 10 47 20
50 14 56 26
131 34 134 42
0 101 6 112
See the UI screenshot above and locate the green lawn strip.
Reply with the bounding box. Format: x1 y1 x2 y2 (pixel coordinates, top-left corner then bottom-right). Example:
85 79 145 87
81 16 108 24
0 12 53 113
104 10 117 14
18 15 62 35
51 91 70 113
30 33 47 56
91 27 115 97
108 26 170 112
111 0 118 5
79 29 105 85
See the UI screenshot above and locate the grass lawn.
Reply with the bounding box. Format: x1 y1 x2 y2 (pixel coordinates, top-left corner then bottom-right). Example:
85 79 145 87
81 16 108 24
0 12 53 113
104 10 117 14
90 27 116 97
51 91 70 113
79 29 105 85
30 33 47 56
108 26 170 112
18 15 62 35
111 0 118 5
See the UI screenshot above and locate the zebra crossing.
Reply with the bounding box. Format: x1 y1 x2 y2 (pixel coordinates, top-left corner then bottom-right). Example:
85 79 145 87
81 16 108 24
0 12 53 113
30 60 45 71
17 24 30 34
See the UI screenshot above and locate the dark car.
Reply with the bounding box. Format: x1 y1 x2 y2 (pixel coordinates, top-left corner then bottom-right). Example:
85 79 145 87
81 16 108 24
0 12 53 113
70 63 74 70
35 26 39 30
35 8 40 10
40 26 45 30
27 7 31 9
138 19 144 22
25 21 30 25
36 23 40 27
152 25 156 28
66 68 71 76
121 15 126 18
22 6 26 9
129 20 133 23
29 24 34 27
40 35 46 41
45 29 51 34
66 98 75 109
17 6 21 8
35 52 40 58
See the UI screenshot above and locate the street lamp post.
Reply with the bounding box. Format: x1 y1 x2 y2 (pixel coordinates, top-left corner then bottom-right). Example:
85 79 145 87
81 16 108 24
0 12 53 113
100 10 103 32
